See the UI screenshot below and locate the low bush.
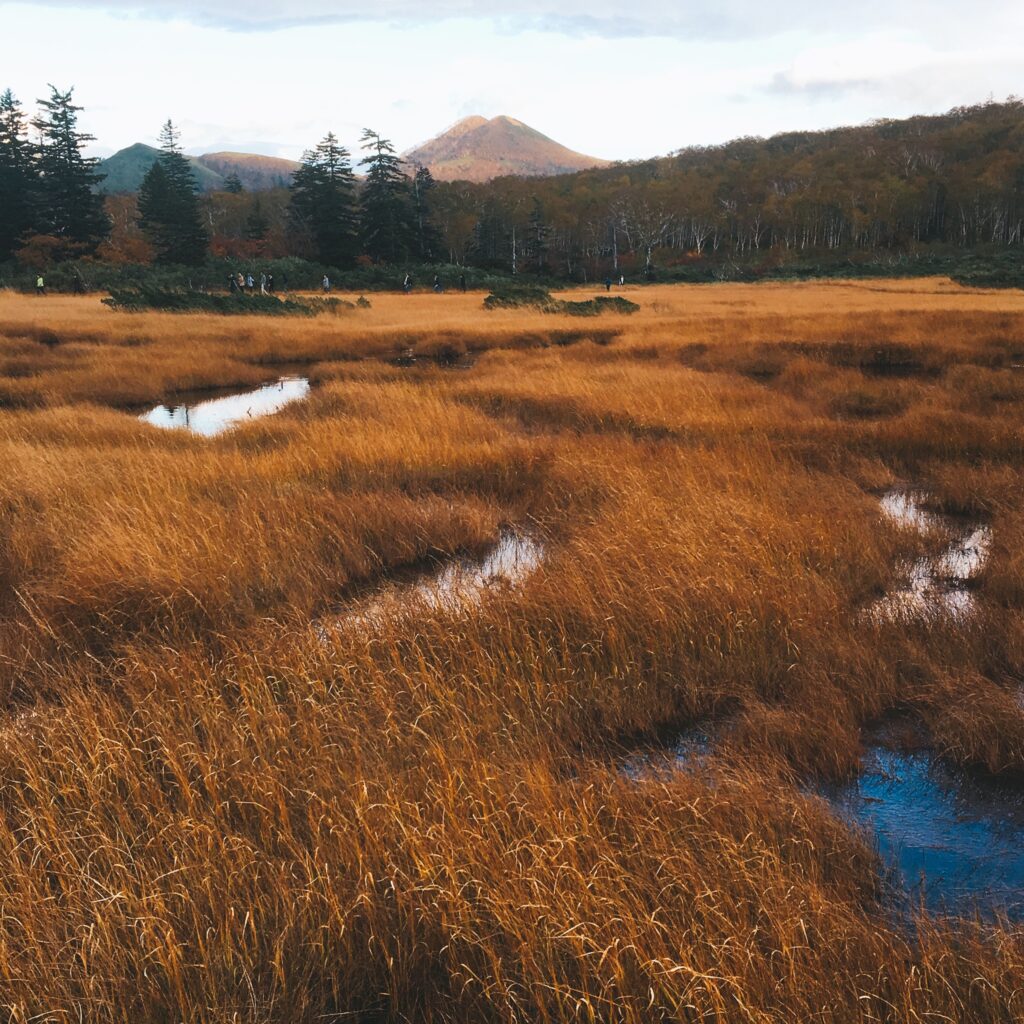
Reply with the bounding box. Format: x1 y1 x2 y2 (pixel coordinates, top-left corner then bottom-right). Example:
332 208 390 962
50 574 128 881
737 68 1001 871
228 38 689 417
102 287 355 316
484 285 639 316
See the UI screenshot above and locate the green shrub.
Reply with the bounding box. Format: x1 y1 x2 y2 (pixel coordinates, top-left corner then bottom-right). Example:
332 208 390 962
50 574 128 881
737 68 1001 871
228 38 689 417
484 286 639 316
102 287 353 317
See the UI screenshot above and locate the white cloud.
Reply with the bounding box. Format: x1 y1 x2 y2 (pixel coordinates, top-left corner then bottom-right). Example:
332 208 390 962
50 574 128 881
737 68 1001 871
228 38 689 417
0 1 1021 164
11 0 1024 39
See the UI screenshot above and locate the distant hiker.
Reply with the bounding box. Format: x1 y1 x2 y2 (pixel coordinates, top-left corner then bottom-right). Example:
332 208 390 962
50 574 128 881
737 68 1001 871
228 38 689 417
259 272 267 296
228 273 238 293
236 272 245 291
604 276 612 292
618 274 625 287
35 275 44 295
433 274 442 293
459 272 467 292
322 274 330 293
403 273 411 293
246 273 255 292
267 273 274 293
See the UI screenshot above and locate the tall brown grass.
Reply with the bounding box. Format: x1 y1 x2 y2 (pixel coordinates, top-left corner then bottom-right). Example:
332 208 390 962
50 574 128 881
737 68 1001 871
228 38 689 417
1 278 1024 1020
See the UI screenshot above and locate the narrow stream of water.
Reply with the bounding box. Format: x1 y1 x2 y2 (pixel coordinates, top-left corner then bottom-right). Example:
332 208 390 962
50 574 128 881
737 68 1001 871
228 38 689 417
871 490 991 620
140 376 310 436
322 529 545 635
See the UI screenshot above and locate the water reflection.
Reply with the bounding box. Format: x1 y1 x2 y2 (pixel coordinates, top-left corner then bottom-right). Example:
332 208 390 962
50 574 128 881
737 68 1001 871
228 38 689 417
323 529 545 635
140 377 310 436
872 490 990 620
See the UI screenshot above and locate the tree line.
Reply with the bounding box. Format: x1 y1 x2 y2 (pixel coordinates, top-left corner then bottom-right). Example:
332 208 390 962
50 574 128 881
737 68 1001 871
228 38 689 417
0 85 444 271
2 88 1023 281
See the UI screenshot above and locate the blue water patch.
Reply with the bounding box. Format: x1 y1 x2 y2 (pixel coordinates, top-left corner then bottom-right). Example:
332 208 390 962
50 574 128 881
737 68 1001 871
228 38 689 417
825 747 1024 919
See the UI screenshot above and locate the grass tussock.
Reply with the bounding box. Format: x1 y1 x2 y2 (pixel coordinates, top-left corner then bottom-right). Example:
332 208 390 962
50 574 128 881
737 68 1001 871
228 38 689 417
2 278 1024 1019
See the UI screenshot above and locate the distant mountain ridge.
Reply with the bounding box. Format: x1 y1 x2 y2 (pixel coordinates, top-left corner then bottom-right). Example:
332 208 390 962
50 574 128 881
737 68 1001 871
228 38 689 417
194 152 301 191
97 115 608 192
97 146 300 194
403 115 610 182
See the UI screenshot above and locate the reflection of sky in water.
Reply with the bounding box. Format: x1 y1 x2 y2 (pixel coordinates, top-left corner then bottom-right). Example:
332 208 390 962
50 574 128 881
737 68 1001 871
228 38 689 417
324 530 545 636
826 748 1024 919
872 490 990 621
416 531 545 611
140 377 310 436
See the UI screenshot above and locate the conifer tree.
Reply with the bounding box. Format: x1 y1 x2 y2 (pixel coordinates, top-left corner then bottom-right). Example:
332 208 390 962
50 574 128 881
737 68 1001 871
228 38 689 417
244 197 270 254
410 165 442 262
289 133 358 267
223 172 244 194
32 85 108 255
0 89 37 262
138 120 209 265
359 129 413 264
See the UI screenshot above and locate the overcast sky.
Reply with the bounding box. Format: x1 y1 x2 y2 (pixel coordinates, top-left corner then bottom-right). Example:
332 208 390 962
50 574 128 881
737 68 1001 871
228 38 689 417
2 1 1022 161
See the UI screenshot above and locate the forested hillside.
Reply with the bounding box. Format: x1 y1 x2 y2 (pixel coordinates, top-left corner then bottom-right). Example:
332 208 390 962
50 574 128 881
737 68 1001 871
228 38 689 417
2 92 1023 285
429 99 1024 276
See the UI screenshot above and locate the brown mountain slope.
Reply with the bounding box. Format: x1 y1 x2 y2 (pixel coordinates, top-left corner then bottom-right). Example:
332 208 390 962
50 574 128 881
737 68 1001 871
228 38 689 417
404 115 610 182
196 152 301 190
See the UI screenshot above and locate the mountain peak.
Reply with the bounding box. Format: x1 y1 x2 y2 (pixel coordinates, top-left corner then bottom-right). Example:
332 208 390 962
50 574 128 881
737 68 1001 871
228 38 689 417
404 115 609 183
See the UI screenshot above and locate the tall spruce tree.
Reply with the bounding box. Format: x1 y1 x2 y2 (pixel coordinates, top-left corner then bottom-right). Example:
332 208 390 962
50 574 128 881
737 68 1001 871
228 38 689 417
0 89 37 262
410 165 442 262
359 129 413 264
244 197 270 255
32 85 108 255
289 133 358 267
138 120 209 265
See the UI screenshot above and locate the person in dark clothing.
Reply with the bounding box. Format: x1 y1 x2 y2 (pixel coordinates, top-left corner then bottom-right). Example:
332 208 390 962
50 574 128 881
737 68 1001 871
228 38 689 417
459 273 467 292
403 273 412 293
604 277 612 292
229 274 238 293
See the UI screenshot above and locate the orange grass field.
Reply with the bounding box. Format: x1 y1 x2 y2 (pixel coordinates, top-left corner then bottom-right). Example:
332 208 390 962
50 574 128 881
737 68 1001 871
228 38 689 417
2 279 1024 1020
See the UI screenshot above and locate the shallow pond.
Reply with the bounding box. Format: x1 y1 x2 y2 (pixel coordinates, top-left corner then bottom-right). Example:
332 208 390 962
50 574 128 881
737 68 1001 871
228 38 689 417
823 746 1024 919
140 376 310 436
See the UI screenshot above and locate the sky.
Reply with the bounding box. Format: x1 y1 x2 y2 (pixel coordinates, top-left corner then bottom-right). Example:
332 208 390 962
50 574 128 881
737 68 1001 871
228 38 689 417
2 0 1022 162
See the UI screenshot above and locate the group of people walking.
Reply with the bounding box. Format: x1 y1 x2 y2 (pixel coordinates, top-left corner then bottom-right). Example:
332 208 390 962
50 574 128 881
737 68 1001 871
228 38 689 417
229 271 281 295
403 273 467 294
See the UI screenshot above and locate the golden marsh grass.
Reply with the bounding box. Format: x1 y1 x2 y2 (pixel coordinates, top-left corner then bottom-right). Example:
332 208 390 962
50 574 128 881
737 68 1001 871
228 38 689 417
1 279 1024 1020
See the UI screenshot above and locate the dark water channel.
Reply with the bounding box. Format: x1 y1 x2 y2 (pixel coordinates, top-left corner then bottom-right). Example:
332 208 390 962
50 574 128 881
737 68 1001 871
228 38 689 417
140 376 310 436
